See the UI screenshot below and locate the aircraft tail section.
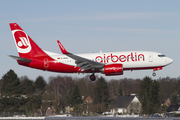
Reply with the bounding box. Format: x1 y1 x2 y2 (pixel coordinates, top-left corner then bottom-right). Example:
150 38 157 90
9 23 49 59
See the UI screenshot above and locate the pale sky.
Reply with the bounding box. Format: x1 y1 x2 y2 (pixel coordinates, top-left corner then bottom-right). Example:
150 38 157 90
0 0 179 81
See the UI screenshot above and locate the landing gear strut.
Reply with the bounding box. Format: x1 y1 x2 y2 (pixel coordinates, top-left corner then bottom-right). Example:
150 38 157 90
89 73 96 81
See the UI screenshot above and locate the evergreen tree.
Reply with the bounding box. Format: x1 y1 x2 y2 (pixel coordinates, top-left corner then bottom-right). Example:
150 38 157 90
118 85 123 96
69 84 85 116
2 69 25 96
70 84 83 105
24 95 42 116
35 76 46 90
21 76 35 95
93 77 109 104
93 77 109 112
170 92 179 105
149 80 160 113
138 76 161 114
0 70 27 112
138 76 152 114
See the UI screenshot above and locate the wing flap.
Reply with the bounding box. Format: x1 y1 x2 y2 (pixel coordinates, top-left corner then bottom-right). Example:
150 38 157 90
80 64 91 70
76 62 87 66
83 66 92 71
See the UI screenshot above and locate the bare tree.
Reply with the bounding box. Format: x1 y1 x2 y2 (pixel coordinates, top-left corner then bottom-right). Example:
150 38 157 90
76 75 96 97
157 77 177 103
120 78 141 95
108 79 120 99
48 76 75 100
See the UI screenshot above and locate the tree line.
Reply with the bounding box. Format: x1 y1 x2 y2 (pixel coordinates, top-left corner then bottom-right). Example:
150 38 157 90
0 69 180 116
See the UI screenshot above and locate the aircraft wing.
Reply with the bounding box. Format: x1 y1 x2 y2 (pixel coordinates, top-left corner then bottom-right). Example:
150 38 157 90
57 40 105 71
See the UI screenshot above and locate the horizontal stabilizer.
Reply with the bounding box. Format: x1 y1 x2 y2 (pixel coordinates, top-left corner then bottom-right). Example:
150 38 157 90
9 55 32 63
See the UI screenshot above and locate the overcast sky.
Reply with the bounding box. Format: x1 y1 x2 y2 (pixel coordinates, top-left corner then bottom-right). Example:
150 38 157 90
0 0 179 81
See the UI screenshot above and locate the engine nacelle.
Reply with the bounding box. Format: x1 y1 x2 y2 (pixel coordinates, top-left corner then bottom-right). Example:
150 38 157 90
100 64 123 76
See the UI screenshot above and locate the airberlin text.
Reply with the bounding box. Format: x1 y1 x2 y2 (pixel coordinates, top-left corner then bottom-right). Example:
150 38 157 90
95 52 145 63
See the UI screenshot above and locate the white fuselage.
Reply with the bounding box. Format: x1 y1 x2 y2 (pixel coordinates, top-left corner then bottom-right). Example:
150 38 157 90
45 51 173 71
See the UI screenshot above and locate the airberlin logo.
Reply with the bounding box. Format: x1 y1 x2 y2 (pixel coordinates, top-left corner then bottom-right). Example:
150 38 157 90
95 53 145 63
12 30 31 53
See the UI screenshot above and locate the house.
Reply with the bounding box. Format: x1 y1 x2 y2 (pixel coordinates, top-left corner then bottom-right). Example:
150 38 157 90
46 107 55 116
166 104 180 114
110 95 141 115
83 96 94 115
164 98 171 106
85 96 93 104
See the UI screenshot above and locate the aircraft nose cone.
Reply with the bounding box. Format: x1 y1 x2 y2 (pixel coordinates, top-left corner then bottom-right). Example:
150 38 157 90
168 58 173 64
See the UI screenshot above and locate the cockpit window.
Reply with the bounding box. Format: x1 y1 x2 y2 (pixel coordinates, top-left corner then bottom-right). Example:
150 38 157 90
158 55 166 57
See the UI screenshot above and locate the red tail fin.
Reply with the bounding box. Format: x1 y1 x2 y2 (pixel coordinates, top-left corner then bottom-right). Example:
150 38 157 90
9 23 49 59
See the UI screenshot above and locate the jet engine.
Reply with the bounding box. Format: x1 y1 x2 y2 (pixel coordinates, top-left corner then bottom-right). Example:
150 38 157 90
100 64 123 76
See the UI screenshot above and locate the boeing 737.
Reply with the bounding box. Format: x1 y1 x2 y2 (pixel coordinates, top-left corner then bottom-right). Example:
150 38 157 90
9 23 173 81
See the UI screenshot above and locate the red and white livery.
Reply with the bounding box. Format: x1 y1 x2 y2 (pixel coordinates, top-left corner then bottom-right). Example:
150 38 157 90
9 23 173 81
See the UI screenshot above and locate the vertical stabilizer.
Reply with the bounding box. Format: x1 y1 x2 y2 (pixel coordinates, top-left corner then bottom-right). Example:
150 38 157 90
9 23 49 59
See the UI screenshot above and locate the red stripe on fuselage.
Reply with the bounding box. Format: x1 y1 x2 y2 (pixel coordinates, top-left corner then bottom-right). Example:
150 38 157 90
124 66 164 71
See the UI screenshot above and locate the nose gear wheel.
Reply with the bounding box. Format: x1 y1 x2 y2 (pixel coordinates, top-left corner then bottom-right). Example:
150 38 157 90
152 72 156 76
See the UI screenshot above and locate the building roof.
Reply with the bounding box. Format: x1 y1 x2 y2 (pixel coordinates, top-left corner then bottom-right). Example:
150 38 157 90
164 98 171 106
112 95 135 108
85 96 93 101
166 104 180 112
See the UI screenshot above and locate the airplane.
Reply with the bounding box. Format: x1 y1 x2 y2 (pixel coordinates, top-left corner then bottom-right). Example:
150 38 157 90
9 23 173 81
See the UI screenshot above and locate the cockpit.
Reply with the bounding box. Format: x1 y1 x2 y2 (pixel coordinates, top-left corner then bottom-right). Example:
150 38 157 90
158 55 166 57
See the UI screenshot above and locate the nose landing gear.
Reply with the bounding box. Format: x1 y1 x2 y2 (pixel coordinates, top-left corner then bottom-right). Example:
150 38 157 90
152 67 163 76
152 72 156 76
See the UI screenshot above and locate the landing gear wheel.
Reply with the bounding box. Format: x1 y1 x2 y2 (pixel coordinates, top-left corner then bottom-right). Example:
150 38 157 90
89 74 96 81
152 73 156 76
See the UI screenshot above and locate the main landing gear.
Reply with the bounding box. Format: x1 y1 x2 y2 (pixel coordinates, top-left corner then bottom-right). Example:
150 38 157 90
152 71 156 76
89 73 96 81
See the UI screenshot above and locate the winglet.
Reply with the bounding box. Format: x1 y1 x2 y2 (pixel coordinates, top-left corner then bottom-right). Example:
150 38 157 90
57 40 69 54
